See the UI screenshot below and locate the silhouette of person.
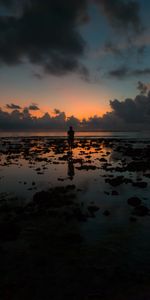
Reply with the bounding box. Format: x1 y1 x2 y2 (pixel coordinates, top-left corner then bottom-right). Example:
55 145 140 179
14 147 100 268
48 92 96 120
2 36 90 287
67 126 74 150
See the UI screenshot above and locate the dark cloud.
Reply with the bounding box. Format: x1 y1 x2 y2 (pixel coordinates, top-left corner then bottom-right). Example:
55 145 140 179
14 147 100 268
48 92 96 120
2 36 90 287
107 66 150 79
110 98 139 122
54 109 61 115
104 41 123 57
137 81 148 94
107 66 129 79
22 107 31 119
95 0 143 34
0 0 145 80
129 68 150 77
67 115 81 128
0 0 89 77
1 88 150 131
0 0 15 7
109 91 150 126
85 90 150 130
6 103 21 109
33 72 43 80
94 1 145 67
137 45 146 56
28 103 39 110
102 38 146 62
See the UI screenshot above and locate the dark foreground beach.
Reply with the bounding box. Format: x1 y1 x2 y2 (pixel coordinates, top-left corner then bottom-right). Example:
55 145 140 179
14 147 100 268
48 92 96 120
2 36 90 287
0 137 150 300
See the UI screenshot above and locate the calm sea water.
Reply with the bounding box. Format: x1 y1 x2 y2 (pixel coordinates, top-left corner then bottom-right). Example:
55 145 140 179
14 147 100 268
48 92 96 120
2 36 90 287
1 134 150 283
1 130 150 139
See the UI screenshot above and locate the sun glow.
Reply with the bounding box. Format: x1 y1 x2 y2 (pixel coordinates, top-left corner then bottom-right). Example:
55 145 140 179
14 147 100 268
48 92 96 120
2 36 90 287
1 84 111 121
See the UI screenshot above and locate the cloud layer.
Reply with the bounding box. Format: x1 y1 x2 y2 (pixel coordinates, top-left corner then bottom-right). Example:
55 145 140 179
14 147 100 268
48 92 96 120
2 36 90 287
1 87 150 131
107 66 150 79
0 0 89 77
6 103 21 109
0 0 144 80
95 0 143 34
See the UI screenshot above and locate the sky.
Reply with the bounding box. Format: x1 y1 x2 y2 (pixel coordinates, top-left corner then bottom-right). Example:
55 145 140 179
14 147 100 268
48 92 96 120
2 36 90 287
0 0 150 130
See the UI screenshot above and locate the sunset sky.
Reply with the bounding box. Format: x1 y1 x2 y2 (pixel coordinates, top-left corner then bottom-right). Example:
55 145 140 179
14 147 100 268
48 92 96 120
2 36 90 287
0 0 150 130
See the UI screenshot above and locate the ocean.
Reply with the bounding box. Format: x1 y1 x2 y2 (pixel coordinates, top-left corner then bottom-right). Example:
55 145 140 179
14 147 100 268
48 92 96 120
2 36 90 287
1 130 150 139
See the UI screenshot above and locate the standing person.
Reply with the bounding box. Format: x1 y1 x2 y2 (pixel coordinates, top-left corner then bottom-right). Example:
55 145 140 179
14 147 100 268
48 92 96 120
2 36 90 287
68 126 74 150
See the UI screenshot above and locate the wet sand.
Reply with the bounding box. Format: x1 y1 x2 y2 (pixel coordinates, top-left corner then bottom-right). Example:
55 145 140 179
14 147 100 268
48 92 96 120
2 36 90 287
0 137 150 300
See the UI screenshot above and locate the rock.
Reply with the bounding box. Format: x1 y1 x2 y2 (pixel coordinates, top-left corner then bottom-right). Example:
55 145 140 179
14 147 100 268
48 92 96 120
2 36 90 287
132 205 149 216
99 158 107 162
0 222 21 241
144 173 150 178
103 210 110 216
33 191 50 205
76 165 98 171
87 205 99 214
129 216 137 222
126 161 150 172
127 197 141 207
112 190 119 195
66 185 76 190
73 207 87 222
85 155 91 159
104 191 110 195
35 167 41 171
132 181 148 188
124 178 133 184
105 176 124 186
33 186 76 209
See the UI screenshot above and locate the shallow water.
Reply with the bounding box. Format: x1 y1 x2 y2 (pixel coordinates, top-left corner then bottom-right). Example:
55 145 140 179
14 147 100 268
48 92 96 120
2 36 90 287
0 137 150 220
1 137 150 299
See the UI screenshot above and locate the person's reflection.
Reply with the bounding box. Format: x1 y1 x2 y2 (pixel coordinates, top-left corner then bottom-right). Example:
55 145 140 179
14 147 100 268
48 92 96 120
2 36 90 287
68 126 74 150
67 150 75 180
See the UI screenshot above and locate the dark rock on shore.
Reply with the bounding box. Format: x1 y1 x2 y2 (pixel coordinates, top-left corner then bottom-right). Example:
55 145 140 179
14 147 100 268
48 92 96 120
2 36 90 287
129 216 137 222
99 158 107 162
132 181 147 188
103 210 110 216
73 207 87 222
126 161 150 172
0 221 21 241
132 205 149 216
112 190 119 195
127 197 141 207
33 191 50 205
76 165 98 171
105 176 124 186
87 205 99 214
33 186 76 209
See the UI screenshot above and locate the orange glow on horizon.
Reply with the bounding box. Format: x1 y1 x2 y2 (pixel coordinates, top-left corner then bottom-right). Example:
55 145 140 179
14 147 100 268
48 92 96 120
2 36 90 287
34 103 109 120
1 86 111 120
57 88 111 119
3 103 110 120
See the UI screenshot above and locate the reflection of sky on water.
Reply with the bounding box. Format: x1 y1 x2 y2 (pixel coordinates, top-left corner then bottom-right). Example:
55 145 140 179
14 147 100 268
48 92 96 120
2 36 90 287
0 137 150 209
0 138 112 201
1 137 150 270
1 137 150 287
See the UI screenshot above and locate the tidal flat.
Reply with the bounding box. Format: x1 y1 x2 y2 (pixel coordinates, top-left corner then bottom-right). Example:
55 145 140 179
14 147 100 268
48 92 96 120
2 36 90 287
0 137 150 300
